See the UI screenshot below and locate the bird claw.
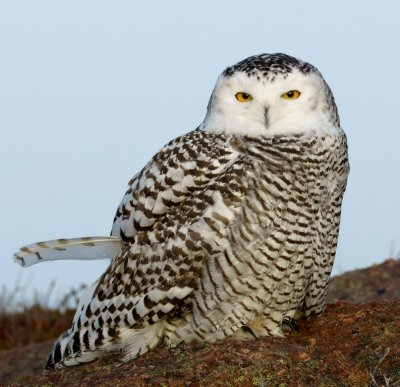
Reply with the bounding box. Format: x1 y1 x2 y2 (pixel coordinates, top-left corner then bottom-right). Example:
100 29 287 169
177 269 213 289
282 316 299 333
241 325 259 340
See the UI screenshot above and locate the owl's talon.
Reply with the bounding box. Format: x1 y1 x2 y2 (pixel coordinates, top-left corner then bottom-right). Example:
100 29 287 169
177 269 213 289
282 317 299 333
241 325 259 340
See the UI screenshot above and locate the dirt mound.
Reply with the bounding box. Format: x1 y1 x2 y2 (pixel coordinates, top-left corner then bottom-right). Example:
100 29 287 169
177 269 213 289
2 258 400 386
327 258 400 304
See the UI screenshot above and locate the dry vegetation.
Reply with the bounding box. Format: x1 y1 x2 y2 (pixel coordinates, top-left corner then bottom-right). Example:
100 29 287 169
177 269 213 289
0 281 85 351
0 303 74 351
1 259 399 386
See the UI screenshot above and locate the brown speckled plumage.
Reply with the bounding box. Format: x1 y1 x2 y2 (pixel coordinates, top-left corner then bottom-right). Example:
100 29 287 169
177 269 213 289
17 53 349 369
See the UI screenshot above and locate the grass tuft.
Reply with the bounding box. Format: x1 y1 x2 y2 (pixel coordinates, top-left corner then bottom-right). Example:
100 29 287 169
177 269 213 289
0 280 86 350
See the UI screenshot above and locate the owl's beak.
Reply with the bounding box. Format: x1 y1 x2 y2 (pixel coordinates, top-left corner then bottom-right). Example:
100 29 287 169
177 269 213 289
264 107 270 129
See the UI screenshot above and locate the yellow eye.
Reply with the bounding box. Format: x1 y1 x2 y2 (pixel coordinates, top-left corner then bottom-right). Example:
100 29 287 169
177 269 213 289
281 90 301 100
235 92 253 102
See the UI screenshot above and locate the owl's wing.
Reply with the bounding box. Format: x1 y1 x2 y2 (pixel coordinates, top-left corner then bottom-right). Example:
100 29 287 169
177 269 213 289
111 129 242 239
76 130 248 332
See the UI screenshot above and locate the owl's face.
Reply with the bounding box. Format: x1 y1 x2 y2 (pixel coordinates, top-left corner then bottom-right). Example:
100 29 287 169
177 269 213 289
202 54 339 137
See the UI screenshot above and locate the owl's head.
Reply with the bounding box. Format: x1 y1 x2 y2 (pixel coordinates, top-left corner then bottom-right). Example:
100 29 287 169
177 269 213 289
201 53 340 137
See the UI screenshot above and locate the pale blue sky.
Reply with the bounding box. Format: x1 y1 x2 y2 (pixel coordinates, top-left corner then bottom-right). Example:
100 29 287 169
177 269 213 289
1 1 399 303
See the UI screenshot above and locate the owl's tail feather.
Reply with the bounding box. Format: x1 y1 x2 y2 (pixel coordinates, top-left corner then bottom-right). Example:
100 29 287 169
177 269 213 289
45 327 107 369
14 236 122 267
45 321 166 369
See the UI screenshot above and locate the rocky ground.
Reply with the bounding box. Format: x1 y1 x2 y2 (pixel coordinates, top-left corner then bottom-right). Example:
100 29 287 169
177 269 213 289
1 258 399 386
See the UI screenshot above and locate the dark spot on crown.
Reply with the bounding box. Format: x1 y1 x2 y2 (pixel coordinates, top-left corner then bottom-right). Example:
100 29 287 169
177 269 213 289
222 53 316 79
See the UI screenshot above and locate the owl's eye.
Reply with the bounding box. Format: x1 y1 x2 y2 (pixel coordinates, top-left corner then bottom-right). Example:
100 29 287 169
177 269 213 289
235 92 253 102
281 90 301 100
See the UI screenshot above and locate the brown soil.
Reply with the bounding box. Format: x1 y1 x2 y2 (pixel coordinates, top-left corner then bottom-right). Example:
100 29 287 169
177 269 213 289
1 258 400 386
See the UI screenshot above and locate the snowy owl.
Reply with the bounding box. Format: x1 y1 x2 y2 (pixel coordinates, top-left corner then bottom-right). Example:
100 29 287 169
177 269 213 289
14 53 349 369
